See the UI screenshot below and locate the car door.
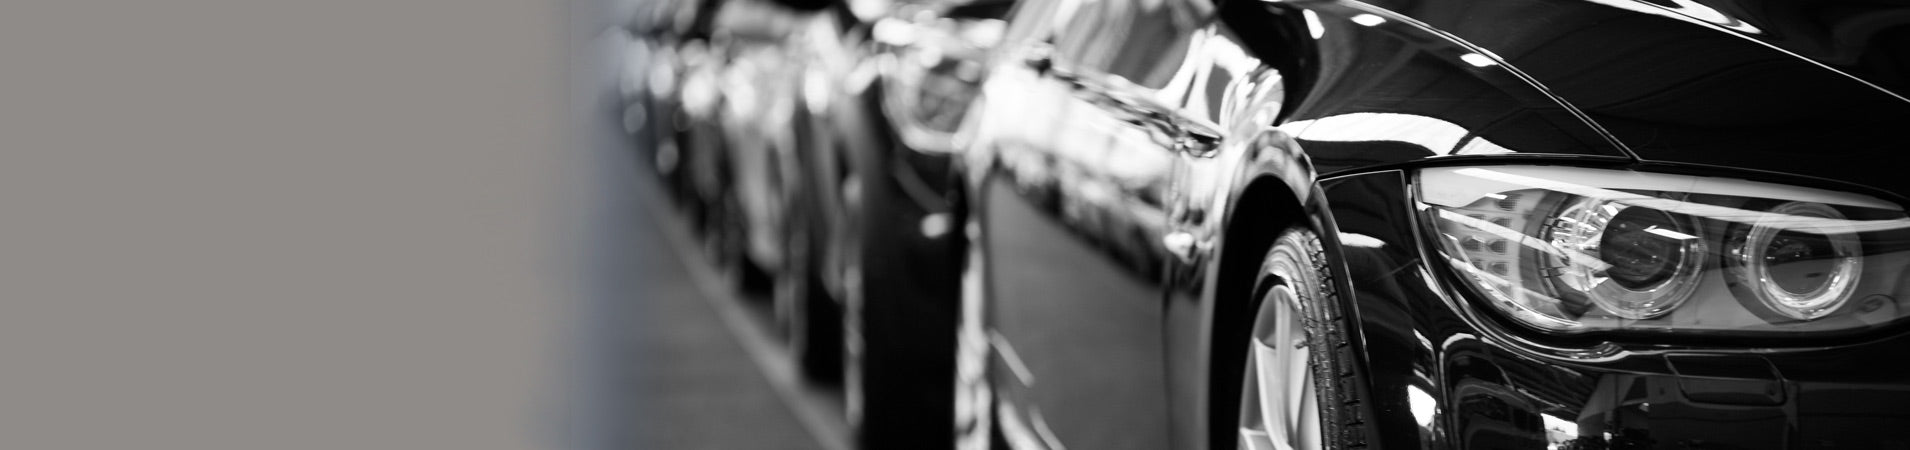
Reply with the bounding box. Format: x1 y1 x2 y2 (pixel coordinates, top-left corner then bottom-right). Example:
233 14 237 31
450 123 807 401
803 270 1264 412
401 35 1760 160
973 0 1212 447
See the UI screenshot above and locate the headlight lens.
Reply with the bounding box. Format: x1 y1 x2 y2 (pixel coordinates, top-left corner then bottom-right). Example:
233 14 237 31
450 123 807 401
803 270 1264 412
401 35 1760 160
1418 166 1910 336
1724 201 1866 321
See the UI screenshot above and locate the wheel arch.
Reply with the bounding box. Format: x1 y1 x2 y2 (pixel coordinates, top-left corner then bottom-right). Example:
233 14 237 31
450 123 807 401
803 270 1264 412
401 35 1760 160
1200 124 1387 449
1203 172 1315 450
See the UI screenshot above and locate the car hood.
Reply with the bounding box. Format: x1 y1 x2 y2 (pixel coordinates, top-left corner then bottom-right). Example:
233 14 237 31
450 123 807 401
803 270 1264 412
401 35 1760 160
1652 0 1910 97
1374 0 1910 201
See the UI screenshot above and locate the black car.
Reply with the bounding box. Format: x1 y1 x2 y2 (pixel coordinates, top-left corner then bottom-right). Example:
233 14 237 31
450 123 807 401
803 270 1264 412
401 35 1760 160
948 0 1910 449
630 0 1019 448
773 1 1015 448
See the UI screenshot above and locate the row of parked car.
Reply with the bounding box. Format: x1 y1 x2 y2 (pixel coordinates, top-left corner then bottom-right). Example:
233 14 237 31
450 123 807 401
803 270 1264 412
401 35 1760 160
617 0 1001 447
618 0 1910 448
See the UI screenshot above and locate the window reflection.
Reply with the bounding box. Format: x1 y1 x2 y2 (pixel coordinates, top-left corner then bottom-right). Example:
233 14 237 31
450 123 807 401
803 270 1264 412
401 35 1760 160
1051 0 1207 89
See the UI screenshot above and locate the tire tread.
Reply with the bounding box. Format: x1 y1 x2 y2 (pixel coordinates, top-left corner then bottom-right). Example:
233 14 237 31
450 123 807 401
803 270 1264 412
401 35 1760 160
1270 229 1371 450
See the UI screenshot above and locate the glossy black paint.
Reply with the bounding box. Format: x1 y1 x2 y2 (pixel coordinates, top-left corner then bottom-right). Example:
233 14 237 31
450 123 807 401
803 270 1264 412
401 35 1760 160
1352 0 1910 201
1278 1 1627 173
954 0 1910 449
1328 169 1910 449
962 0 1231 445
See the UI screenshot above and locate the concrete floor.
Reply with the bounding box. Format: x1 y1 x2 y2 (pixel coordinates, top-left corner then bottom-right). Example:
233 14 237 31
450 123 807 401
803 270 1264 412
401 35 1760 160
580 88 841 450
573 2 850 446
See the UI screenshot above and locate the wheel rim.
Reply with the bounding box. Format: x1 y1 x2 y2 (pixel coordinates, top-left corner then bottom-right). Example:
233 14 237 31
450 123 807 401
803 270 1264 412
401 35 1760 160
1238 282 1322 450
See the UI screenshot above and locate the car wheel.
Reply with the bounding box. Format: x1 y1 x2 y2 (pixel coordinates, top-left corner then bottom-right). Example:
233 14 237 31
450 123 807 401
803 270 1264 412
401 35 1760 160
702 182 745 281
685 120 727 234
841 175 959 450
700 179 770 295
1238 227 1371 450
708 148 772 294
775 186 842 382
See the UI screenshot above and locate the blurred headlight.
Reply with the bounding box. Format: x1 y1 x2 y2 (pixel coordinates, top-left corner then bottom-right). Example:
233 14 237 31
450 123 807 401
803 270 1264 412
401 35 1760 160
1417 166 1910 336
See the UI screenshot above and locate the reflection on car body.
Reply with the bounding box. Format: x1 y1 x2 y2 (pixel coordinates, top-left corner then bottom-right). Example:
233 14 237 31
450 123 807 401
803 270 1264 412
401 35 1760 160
625 0 1910 448
624 0 1018 448
952 0 1910 449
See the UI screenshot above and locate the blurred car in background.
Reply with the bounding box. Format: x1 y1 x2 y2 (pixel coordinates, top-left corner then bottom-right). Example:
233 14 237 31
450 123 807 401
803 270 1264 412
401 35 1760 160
614 0 752 261
622 0 1014 448
621 0 816 296
947 0 1910 449
616 0 707 198
776 0 1016 448
628 0 1910 447
700 0 811 293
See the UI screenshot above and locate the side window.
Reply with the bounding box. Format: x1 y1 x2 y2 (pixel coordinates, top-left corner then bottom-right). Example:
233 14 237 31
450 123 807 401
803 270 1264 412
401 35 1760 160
1051 0 1209 90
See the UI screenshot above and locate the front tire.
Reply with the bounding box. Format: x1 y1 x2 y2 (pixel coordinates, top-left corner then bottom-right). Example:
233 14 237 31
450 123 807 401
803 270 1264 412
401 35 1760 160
841 169 959 450
776 185 842 382
1237 227 1372 450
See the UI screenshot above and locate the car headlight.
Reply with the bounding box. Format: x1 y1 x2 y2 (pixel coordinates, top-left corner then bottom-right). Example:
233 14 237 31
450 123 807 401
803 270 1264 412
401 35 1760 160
1417 165 1910 336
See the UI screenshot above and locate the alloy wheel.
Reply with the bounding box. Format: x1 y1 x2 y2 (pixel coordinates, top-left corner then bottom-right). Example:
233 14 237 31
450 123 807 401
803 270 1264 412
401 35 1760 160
1238 281 1323 450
